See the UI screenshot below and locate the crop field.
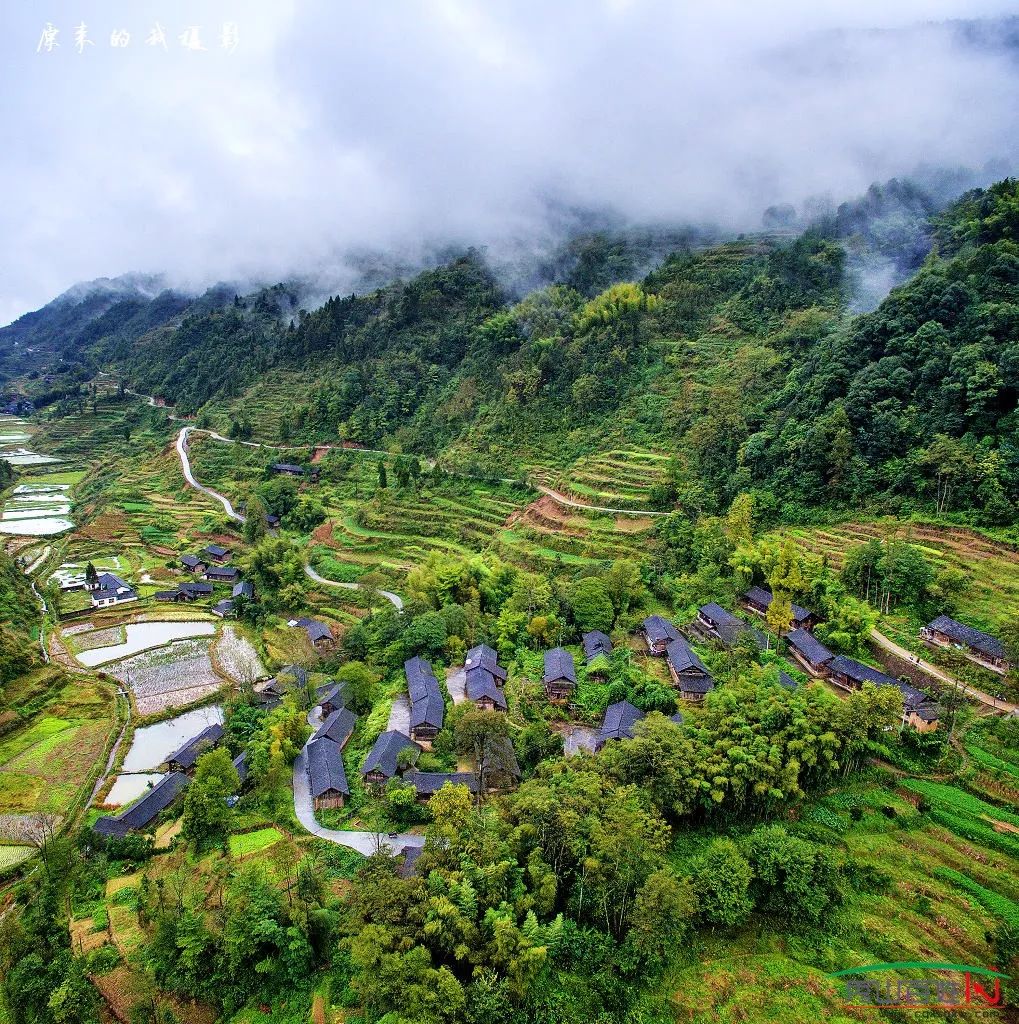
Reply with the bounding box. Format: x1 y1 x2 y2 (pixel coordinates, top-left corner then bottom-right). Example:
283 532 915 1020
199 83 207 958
0 672 116 817
229 826 284 857
652 774 1019 1023
105 637 224 716
0 845 33 872
772 520 1019 632
532 447 672 511
214 625 267 683
187 434 656 578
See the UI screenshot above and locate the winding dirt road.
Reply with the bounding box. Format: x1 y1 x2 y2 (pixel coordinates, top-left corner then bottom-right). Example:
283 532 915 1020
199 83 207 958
871 628 1018 715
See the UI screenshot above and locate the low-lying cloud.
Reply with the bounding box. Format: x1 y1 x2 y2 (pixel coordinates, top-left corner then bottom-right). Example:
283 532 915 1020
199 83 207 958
2 0 1017 325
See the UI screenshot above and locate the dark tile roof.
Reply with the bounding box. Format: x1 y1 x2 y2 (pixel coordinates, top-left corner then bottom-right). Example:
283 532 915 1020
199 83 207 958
211 599 234 617
316 680 349 707
777 671 798 689
181 554 204 568
233 751 248 784
206 565 238 580
745 585 812 623
410 687 445 730
827 655 898 688
678 674 715 695
179 581 213 597
582 630 613 662
405 770 478 795
203 544 229 558
296 617 333 643
154 589 182 601
265 514 280 526
642 615 681 645
925 615 1005 660
312 708 358 746
465 644 507 680
166 724 224 770
670 711 685 725
543 647 577 685
894 679 930 709
398 845 423 877
785 627 834 666
911 704 941 723
699 604 763 648
466 668 507 709
666 637 709 676
272 463 305 473
598 701 645 744
94 772 191 834
361 731 420 778
405 657 438 702
91 572 137 602
233 581 254 599
307 738 349 797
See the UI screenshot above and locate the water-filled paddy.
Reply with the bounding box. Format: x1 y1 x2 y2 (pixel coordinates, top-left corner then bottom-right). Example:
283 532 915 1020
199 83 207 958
120 705 224 773
74 620 217 667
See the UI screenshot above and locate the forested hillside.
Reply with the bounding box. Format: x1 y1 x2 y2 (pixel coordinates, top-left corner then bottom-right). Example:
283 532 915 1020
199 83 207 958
4 179 1018 525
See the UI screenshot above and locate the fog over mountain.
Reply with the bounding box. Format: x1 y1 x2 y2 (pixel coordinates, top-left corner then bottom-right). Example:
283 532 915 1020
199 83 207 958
2 0 1018 326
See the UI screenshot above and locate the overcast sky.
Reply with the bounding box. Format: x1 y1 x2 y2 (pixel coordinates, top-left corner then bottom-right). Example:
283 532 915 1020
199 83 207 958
2 0 1018 325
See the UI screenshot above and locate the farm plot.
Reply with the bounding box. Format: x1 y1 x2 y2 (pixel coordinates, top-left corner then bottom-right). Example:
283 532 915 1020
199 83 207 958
106 638 224 716
0 681 115 817
214 625 267 683
535 448 672 511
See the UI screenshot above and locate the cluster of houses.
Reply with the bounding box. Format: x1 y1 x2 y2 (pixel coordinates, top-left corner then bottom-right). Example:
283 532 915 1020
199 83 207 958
151 545 252 617
307 652 524 812
93 722 244 838
634 590 943 731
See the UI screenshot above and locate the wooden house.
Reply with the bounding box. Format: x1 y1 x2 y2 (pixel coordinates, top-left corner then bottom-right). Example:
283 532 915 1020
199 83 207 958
742 586 814 630
307 738 349 809
595 701 645 751
825 655 898 693
93 772 190 838
641 615 681 655
180 554 206 574
205 564 239 583
466 668 507 711
360 731 421 787
293 617 336 652
165 724 224 773
784 628 834 676
202 544 232 564
921 615 1009 674
543 647 577 702
664 637 713 697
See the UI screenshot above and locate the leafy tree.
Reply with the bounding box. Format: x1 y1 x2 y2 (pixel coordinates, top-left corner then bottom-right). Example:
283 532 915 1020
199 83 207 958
181 748 240 846
690 839 754 927
566 576 614 633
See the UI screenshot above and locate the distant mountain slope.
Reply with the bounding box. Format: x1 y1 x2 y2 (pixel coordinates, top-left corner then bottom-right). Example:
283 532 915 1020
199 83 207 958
2 180 1017 525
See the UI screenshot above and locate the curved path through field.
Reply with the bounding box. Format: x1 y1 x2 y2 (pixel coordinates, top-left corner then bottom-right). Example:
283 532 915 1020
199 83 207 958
173 425 405 611
532 483 668 517
293 708 424 855
871 628 1018 716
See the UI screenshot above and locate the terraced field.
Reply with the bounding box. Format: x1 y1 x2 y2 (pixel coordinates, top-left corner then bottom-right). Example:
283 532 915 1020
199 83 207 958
772 520 1019 630
0 671 117 818
652 775 1019 1023
532 448 672 511
187 433 654 576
